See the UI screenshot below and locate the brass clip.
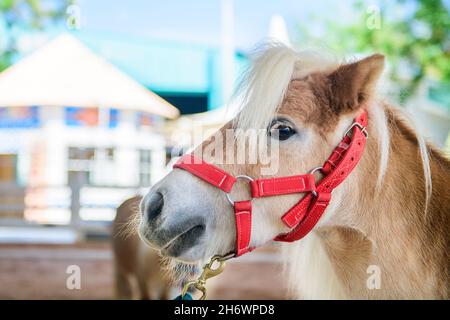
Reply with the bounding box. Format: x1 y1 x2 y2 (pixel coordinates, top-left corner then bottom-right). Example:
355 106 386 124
181 254 234 300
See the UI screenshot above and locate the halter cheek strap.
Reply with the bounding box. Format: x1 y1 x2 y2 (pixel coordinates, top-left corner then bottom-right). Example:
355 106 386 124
233 201 253 256
276 112 368 242
173 111 368 256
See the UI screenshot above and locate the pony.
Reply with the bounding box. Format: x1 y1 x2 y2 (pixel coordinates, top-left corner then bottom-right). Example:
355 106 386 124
112 196 172 299
138 44 449 299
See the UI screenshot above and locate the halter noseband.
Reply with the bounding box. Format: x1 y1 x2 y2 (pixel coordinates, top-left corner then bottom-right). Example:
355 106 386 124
173 111 368 257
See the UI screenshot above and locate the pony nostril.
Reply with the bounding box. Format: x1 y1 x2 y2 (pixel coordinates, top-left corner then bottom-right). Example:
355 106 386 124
146 192 164 222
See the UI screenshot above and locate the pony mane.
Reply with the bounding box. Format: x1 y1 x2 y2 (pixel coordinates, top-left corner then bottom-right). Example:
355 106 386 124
369 101 432 209
232 42 337 131
382 103 433 213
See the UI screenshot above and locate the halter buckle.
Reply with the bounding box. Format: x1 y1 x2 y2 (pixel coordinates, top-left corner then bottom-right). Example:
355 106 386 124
225 175 254 205
344 122 368 138
309 166 323 197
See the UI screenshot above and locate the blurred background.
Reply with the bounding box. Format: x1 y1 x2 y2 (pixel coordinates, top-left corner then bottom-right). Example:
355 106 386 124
0 0 448 299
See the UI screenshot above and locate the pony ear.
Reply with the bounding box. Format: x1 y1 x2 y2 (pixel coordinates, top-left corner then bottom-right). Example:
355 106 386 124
327 54 384 113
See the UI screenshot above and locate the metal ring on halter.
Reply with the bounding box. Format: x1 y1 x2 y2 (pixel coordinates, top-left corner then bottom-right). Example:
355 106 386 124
343 122 368 138
309 166 323 197
225 175 254 205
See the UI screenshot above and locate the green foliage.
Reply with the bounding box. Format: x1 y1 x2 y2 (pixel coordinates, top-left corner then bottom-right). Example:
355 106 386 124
0 0 71 71
295 0 450 103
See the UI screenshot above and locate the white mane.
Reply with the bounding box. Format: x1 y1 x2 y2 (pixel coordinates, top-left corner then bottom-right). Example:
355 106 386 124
233 43 337 131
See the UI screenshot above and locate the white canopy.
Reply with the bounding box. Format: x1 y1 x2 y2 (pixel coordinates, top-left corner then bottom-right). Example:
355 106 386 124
0 33 179 119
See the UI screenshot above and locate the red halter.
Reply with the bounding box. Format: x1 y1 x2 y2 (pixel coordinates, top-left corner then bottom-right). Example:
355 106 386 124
173 111 368 257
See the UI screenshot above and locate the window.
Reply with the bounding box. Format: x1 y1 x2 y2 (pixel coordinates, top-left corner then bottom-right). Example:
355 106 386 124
139 150 152 187
65 107 99 127
67 147 115 186
0 106 40 128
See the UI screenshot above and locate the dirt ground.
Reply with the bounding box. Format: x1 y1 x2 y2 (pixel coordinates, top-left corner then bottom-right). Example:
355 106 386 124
0 242 288 300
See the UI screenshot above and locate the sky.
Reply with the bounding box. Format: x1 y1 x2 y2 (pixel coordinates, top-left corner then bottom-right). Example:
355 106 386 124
74 0 358 51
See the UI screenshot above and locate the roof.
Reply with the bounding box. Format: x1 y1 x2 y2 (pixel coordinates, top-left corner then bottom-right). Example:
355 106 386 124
0 33 180 119
77 32 214 94
74 31 248 109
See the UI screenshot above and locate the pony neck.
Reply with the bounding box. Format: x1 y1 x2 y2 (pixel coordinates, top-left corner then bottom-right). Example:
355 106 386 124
315 103 450 298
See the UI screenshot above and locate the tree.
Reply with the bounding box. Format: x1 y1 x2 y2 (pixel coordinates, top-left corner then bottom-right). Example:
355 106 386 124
0 0 71 71
295 0 450 104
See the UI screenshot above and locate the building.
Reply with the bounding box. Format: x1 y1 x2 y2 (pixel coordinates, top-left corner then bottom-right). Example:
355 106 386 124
66 31 248 114
0 34 179 227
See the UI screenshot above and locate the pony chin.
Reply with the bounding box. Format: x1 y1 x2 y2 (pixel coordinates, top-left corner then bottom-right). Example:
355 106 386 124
138 221 207 263
159 255 202 286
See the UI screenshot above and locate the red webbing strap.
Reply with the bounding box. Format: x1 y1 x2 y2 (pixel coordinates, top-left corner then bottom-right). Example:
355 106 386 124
234 200 254 256
173 154 253 256
273 192 331 242
275 111 368 242
250 174 316 198
173 112 368 250
322 137 351 175
173 154 236 193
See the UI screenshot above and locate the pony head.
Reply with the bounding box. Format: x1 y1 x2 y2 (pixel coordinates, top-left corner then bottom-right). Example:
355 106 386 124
139 44 385 265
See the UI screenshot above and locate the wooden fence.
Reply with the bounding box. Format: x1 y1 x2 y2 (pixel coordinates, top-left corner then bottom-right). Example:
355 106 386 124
0 182 142 242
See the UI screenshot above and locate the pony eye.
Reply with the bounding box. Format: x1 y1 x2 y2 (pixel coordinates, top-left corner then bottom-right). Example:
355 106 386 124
269 119 297 141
